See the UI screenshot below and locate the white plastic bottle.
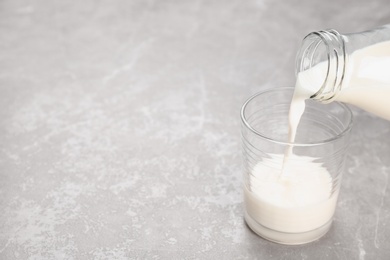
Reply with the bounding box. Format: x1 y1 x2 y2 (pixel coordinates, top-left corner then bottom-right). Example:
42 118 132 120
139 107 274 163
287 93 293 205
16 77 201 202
295 24 390 120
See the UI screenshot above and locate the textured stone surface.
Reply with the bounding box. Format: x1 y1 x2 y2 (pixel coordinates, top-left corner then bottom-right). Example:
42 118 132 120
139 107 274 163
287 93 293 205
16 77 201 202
0 0 389 259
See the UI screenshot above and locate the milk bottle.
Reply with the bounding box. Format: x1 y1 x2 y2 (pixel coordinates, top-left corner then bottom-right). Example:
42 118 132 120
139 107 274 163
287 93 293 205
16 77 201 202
287 38 390 159
294 25 390 121
287 25 390 161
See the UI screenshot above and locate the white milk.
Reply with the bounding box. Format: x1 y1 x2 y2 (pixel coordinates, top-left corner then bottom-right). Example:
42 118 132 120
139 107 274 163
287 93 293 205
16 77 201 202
245 155 337 235
334 41 390 120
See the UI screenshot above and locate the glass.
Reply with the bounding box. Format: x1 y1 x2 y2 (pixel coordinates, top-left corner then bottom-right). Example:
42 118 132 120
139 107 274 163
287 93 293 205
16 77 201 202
296 24 390 102
241 88 353 245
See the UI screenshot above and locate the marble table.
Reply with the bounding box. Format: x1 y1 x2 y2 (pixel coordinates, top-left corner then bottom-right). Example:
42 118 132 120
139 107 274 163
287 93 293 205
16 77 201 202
1 0 390 259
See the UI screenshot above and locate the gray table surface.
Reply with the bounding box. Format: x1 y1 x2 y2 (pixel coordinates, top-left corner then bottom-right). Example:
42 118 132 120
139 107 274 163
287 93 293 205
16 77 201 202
1 0 390 259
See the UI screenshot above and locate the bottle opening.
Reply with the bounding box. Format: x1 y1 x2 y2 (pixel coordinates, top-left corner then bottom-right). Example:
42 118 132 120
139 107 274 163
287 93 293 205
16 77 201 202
296 30 346 103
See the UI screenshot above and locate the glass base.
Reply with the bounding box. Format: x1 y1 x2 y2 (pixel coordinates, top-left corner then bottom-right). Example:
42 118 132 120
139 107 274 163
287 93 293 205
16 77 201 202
244 211 332 245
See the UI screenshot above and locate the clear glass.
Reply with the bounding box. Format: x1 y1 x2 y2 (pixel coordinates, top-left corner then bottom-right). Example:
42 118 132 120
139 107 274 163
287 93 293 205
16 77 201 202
296 24 390 102
241 88 353 245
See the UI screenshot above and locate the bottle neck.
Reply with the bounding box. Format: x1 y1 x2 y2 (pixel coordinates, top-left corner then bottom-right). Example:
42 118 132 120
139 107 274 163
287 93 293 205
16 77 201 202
296 29 347 103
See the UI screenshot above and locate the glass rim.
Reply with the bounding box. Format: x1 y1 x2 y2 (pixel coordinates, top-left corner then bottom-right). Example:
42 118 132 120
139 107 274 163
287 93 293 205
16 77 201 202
240 87 354 147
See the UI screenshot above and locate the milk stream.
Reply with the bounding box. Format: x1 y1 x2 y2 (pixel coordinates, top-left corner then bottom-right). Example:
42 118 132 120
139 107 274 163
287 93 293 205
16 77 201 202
246 41 390 240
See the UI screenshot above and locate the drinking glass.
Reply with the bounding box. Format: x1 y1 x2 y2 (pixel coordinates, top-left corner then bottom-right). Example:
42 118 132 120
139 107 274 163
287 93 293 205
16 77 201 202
241 87 353 245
